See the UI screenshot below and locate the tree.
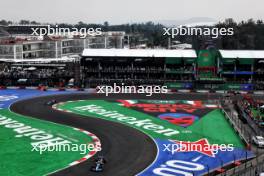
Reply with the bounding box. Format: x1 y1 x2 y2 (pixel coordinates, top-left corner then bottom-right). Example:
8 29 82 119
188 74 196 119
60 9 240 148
19 20 30 24
0 20 8 25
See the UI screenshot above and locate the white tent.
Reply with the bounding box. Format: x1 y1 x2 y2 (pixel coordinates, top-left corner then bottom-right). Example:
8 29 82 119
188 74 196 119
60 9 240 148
0 56 79 63
82 49 197 58
219 50 264 59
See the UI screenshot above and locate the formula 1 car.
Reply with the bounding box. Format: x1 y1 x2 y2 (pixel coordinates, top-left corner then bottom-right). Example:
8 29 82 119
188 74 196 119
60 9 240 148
45 99 57 106
90 156 107 172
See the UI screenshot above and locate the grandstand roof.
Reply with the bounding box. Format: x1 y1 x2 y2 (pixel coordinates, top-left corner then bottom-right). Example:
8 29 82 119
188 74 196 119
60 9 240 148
82 49 197 58
219 50 264 59
0 57 78 63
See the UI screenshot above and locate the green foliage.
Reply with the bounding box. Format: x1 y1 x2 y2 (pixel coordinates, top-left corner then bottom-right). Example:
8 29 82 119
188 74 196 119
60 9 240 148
2 18 264 49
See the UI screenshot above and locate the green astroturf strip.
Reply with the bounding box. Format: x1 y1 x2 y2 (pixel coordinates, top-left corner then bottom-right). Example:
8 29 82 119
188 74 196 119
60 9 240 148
59 100 184 139
0 109 93 176
189 109 244 147
58 100 244 148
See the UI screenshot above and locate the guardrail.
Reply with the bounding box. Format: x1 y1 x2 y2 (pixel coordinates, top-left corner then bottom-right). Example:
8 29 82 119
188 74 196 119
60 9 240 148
215 100 264 176
220 100 250 147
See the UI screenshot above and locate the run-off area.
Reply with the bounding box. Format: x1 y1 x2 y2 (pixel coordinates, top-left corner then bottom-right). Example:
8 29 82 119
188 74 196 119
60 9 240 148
56 99 255 176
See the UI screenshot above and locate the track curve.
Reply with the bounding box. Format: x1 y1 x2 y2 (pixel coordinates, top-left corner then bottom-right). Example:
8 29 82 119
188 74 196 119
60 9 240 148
10 94 157 176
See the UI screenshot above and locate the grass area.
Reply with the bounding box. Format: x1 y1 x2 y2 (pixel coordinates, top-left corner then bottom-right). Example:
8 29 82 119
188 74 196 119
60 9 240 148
0 109 93 176
189 109 244 147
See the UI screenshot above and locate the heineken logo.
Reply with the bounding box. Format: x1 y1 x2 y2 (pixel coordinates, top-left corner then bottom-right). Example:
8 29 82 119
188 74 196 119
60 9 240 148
0 114 72 149
73 104 180 137
158 113 199 127
117 100 218 127
169 138 234 157
117 100 217 113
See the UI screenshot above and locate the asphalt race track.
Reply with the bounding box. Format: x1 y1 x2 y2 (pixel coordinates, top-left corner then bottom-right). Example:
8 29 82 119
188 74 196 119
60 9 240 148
10 93 158 176
10 92 264 176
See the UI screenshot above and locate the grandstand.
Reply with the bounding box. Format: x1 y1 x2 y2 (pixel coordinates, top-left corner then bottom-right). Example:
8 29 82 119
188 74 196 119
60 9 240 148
81 49 264 91
0 25 10 38
0 58 77 87
0 43 264 91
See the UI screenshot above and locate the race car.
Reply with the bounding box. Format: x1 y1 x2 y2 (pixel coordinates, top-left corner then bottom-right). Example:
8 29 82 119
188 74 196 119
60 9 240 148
45 99 57 106
90 156 107 172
